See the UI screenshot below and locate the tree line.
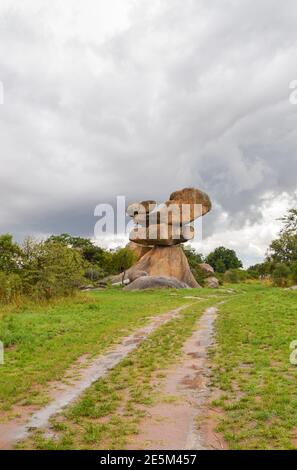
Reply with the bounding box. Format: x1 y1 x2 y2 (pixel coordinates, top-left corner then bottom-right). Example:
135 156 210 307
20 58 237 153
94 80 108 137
248 209 297 287
0 207 296 303
0 234 135 303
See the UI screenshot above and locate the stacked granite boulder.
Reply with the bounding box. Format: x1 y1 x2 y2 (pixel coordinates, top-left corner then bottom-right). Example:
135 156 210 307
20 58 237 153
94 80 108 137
122 187 212 290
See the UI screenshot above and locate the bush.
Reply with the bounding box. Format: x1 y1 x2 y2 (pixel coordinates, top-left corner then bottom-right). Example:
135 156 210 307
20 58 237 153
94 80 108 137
272 263 291 287
21 239 85 299
183 247 205 285
290 261 297 284
0 271 23 304
0 234 21 273
224 269 240 283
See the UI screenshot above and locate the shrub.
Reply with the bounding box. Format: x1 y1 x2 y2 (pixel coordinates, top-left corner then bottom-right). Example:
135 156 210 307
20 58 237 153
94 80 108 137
21 239 85 299
272 263 291 287
0 271 23 304
224 269 240 283
290 261 297 284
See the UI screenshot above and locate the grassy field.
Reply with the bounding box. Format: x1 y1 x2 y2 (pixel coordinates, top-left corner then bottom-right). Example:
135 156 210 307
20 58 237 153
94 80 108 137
210 284 297 449
1 283 297 450
0 288 198 412
23 295 222 450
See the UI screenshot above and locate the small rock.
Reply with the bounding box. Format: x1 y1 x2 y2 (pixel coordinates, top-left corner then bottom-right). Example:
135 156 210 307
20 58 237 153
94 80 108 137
204 277 219 288
199 263 214 275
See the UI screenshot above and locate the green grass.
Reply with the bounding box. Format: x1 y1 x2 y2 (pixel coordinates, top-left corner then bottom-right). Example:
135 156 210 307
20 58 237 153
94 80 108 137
24 296 221 450
6 283 296 450
0 288 200 412
210 283 297 449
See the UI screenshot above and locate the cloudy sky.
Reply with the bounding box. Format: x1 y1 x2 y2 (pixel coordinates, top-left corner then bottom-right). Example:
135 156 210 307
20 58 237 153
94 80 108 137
0 0 297 266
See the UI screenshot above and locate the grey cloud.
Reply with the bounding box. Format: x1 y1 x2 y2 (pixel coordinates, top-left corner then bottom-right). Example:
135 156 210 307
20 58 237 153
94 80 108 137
0 0 297 263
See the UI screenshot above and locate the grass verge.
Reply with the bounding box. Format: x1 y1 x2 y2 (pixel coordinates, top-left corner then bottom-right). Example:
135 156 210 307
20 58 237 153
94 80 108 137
210 284 297 449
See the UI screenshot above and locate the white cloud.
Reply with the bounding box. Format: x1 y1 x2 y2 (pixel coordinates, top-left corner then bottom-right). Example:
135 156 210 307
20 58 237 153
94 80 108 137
192 191 297 267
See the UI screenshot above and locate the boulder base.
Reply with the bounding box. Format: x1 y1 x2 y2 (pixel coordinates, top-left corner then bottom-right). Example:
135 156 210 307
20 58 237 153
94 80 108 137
125 245 201 288
126 241 152 261
124 276 188 291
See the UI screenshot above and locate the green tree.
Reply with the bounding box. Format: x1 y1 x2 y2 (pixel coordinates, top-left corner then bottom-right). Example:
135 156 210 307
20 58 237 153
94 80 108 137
21 239 85 299
206 246 242 273
279 208 297 234
183 247 205 285
290 261 297 284
268 208 297 264
46 234 107 266
110 248 136 283
0 234 21 273
272 263 291 288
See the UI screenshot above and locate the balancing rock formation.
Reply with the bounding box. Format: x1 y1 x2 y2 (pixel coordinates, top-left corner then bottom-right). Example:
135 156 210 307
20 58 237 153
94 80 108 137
122 187 212 290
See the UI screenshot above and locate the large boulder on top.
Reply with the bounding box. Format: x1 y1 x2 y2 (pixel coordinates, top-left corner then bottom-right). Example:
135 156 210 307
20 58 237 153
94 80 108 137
133 203 201 226
123 275 188 291
125 245 201 288
126 200 156 217
169 187 211 217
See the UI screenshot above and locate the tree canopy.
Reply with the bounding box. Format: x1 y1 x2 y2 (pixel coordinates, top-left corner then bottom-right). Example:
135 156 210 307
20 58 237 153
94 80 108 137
206 246 243 273
267 209 297 264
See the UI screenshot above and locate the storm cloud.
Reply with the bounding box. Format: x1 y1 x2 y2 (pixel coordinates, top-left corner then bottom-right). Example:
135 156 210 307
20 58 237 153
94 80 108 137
0 0 296 265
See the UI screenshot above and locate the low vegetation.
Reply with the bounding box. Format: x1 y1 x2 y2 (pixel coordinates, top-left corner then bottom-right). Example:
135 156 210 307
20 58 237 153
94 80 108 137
0 234 135 304
210 284 297 449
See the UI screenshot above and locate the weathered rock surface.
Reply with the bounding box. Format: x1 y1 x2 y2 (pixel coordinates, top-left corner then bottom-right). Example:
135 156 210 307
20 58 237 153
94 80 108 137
169 187 212 216
126 200 156 217
204 276 219 288
126 241 152 261
199 263 215 275
123 187 212 290
128 270 148 282
123 275 189 291
129 224 194 246
125 246 201 288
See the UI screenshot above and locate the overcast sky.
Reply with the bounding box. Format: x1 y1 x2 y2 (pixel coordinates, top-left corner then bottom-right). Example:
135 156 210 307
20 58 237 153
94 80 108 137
0 0 297 266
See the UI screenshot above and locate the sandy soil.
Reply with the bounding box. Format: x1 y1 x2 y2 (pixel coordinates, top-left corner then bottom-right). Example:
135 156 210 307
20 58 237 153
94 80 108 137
126 306 228 450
